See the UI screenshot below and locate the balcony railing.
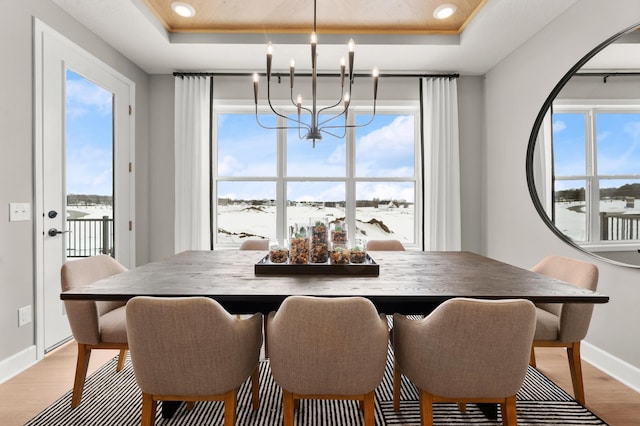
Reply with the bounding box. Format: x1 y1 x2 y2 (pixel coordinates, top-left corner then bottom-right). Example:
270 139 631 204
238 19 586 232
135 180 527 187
600 212 640 241
66 216 113 257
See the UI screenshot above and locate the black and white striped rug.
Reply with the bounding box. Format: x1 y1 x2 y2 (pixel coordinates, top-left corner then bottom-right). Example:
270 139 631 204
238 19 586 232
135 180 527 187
26 351 607 425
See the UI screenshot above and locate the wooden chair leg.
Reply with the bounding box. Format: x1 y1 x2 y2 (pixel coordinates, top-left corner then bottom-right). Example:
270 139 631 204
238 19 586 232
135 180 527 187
116 348 127 371
393 361 402 411
282 390 295 426
71 343 91 408
567 341 586 405
141 393 156 426
251 366 260 410
501 395 518 426
263 316 269 358
363 391 375 426
223 389 237 426
529 346 537 367
419 390 434 426
457 402 466 412
186 401 195 410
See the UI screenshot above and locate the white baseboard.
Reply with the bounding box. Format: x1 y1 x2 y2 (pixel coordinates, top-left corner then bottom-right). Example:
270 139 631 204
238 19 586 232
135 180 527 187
0 345 38 384
582 341 640 393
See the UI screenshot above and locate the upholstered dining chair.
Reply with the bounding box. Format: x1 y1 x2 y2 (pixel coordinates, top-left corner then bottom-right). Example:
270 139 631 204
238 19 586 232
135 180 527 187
365 239 405 251
60 254 128 408
239 239 269 250
393 298 536 426
267 295 389 426
126 296 263 426
529 255 599 405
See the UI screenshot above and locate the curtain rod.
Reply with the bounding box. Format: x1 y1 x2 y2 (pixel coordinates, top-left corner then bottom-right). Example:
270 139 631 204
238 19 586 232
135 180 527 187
173 71 459 79
574 72 640 83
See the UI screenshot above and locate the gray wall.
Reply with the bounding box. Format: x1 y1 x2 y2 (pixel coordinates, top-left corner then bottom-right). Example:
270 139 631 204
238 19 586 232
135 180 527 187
0 1 150 364
484 0 640 372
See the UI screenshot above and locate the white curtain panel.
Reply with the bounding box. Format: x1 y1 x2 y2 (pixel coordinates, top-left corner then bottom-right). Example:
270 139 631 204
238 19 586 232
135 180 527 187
174 76 211 252
422 77 462 250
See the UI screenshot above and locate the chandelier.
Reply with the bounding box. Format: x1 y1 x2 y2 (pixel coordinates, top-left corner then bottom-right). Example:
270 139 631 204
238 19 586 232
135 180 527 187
252 0 379 148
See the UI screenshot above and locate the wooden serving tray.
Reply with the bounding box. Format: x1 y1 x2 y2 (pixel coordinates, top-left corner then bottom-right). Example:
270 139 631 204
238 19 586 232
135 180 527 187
254 254 379 276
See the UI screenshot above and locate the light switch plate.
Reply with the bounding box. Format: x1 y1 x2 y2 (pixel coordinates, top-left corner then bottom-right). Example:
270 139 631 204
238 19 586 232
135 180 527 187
9 203 31 222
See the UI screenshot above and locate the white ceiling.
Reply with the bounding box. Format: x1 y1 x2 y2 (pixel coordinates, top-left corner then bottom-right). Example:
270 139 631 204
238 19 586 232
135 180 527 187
51 0 582 75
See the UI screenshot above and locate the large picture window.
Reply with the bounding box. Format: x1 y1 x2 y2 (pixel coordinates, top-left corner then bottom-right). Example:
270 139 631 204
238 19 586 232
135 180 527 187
213 106 421 249
552 104 640 246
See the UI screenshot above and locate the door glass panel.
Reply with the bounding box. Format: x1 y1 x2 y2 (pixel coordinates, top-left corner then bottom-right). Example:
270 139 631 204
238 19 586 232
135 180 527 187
65 70 114 257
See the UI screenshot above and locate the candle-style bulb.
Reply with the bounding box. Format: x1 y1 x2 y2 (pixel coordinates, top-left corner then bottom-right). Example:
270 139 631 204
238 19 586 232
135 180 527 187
290 59 296 89
347 39 355 82
311 31 317 45
340 57 346 87
372 67 379 100
266 42 273 82
252 73 259 105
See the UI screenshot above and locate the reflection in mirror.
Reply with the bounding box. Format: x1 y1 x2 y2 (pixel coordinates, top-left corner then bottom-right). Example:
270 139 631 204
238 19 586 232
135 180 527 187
528 23 640 267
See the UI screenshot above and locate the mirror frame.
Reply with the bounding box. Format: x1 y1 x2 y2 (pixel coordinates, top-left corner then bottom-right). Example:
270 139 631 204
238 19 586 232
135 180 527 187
526 21 640 268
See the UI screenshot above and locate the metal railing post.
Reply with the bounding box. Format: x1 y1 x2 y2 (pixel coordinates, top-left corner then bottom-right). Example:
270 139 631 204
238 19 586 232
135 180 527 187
102 215 110 254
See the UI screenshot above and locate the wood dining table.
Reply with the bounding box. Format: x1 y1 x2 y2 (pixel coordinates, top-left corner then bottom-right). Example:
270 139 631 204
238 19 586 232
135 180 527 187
60 249 608 419
60 250 609 312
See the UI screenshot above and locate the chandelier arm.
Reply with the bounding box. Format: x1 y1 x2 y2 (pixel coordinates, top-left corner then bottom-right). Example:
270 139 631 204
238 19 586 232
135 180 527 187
320 126 347 139
318 109 347 127
255 104 312 132
317 99 344 115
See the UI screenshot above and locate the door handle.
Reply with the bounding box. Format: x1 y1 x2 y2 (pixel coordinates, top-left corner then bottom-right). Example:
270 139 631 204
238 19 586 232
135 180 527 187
48 228 70 237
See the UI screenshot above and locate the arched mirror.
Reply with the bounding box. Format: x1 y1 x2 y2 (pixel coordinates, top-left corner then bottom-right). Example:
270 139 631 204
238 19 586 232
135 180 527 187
527 22 640 268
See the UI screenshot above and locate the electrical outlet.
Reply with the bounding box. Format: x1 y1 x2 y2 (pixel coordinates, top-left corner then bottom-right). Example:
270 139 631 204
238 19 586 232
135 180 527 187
18 305 32 327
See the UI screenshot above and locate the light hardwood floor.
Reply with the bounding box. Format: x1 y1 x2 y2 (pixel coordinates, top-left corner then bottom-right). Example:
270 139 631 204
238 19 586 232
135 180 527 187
0 342 638 425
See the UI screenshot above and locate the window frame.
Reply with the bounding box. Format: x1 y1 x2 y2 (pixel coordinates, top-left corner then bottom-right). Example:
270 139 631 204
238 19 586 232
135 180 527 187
212 101 422 249
552 100 640 250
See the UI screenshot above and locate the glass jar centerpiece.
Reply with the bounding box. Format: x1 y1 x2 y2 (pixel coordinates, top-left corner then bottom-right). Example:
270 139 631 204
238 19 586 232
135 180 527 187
350 239 367 264
269 242 289 263
309 218 329 263
289 224 309 264
330 220 348 245
330 242 351 264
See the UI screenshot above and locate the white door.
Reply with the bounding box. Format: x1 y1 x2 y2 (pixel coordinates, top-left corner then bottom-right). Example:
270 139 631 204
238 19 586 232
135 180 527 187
34 21 135 353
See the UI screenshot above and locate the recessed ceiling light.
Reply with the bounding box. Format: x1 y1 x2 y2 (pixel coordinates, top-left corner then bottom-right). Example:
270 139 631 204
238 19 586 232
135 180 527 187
171 1 195 18
433 3 457 20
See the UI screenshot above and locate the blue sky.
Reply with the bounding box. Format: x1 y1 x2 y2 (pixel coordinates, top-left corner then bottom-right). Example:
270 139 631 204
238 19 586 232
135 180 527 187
217 112 416 202
65 70 113 196
553 111 640 191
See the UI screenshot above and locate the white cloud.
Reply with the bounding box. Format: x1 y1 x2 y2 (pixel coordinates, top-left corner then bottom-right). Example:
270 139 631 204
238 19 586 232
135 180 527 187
66 79 112 118
552 119 567 132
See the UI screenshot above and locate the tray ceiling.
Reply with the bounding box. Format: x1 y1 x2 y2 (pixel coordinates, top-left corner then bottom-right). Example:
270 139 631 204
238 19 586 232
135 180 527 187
142 0 487 34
